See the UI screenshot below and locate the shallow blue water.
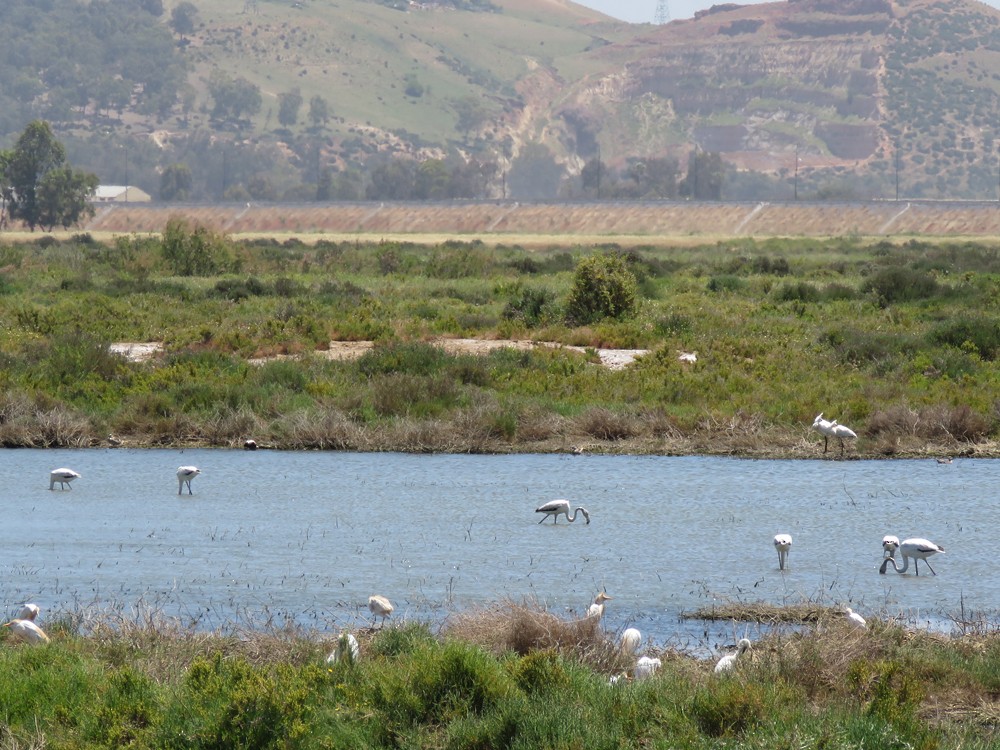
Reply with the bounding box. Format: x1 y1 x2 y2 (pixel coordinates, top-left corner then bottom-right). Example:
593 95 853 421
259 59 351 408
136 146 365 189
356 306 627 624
2 449 993 652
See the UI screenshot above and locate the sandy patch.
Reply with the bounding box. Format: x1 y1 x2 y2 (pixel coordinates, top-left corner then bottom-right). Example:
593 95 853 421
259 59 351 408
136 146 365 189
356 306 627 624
110 342 164 362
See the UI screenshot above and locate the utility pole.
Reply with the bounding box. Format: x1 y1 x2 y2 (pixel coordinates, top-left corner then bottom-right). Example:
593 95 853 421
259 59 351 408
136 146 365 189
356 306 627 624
793 146 799 201
596 143 601 200
895 144 900 201
654 0 670 24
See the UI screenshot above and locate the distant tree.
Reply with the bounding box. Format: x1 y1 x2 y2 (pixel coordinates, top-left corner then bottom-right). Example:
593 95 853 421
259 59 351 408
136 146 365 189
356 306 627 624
170 1 198 38
452 96 489 138
414 159 450 199
207 70 262 122
507 142 564 200
367 159 416 200
580 157 604 197
316 168 333 201
139 0 164 15
308 95 331 128
403 74 424 98
36 166 99 231
159 163 193 201
680 150 724 200
278 87 303 127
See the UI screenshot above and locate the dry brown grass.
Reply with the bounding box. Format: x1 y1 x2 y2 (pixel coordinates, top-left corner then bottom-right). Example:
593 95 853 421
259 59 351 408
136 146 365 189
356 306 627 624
682 601 832 624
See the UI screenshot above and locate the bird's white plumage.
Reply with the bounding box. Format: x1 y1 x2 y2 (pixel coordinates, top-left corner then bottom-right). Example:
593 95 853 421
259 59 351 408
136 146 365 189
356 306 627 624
368 595 394 626
845 607 867 629
327 632 360 664
812 413 857 455
879 537 945 576
176 466 200 495
881 535 900 558
535 498 590 525
677 350 698 364
16 603 40 621
773 533 792 570
714 638 751 674
634 656 662 681
49 468 80 490
4 619 50 644
587 592 611 620
621 627 642 655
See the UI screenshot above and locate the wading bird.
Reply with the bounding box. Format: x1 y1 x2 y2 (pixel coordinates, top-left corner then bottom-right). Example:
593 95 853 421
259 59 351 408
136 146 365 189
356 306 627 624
176 466 200 495
535 499 590 525
621 627 642 655
3 619 49 644
49 468 80 490
677 350 698 364
243 439 258 451
879 538 945 576
326 632 360 664
368 595 394 627
714 638 751 674
882 535 900 559
587 592 612 620
812 414 857 455
773 533 793 570
845 607 867 629
16 603 39 621
634 656 661 681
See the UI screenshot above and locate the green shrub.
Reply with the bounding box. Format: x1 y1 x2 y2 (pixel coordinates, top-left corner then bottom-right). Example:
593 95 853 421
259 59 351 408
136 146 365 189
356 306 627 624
861 266 940 304
707 274 745 293
773 281 821 302
929 316 1000 360
160 218 232 277
690 679 767 737
501 285 557 327
357 342 449 377
565 252 639 325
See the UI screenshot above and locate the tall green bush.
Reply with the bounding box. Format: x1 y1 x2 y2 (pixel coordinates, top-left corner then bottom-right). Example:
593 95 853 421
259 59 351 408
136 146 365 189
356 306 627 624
160 218 232 276
565 252 638 325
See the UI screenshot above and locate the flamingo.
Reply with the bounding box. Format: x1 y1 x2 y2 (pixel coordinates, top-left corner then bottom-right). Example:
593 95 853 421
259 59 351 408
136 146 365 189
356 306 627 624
879 538 945 576
773 533 792 570
714 638 751 674
587 592 612 620
326 632 360 664
176 466 200 495
368 595 394 627
535 499 590 525
3 619 49 644
881 535 900 559
845 607 867 629
49 468 80 490
812 413 857 455
621 627 642 655
634 656 661 680
16 603 40 621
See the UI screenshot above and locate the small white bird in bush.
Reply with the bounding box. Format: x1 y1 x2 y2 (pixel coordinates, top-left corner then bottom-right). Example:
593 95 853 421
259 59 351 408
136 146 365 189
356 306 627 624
714 638 751 674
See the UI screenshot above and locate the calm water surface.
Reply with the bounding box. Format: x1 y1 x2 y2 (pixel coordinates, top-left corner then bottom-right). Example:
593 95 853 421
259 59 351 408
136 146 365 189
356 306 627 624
2 449 995 652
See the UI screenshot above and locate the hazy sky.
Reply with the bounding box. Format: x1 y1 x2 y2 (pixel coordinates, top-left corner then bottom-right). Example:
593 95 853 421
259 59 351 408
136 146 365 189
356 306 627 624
574 0 1000 24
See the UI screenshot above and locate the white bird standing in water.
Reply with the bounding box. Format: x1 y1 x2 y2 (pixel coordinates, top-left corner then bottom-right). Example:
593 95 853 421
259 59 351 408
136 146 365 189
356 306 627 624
773 533 792 570
882 535 900 559
3 619 49 644
16 603 40 621
714 638 751 674
49 468 80 490
587 592 612 620
879 538 945 576
326 632 360 664
535 499 590 525
368 595 394 627
621 627 642 655
176 466 200 495
812 414 857 455
845 607 867 629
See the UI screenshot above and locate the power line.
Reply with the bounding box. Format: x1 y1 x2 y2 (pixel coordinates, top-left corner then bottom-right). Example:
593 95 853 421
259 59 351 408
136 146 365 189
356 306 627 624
654 0 670 24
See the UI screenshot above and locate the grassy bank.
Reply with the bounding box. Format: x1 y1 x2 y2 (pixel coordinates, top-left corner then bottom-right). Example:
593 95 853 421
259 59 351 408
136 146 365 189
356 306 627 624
0 228 998 457
2 602 1000 749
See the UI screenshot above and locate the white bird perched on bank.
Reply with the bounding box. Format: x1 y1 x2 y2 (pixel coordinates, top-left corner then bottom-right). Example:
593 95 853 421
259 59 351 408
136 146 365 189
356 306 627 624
845 607 867 629
879 538 945 576
49 468 80 490
714 638 751 674
882 535 900 559
326 632 360 664
634 656 662 681
16 603 40 621
368 595 394 627
535 498 590 525
811 413 857 455
587 592 612 620
176 466 200 495
3 619 50 644
621 627 642 655
773 533 792 570
677 350 698 364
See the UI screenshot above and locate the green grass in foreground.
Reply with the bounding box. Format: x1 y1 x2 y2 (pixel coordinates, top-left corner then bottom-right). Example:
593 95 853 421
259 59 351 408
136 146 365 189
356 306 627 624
0 230 999 456
2 602 1000 749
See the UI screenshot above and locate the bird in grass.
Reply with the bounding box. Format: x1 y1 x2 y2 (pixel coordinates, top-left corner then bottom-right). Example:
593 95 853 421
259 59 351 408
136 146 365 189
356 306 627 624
49 468 80 490
3 619 49 644
587 592 612 620
773 533 792 571
879 538 945 576
326 632 360 664
677 350 698 364
176 466 200 495
882 535 900 559
845 607 867 629
714 638 751 674
16 603 40 621
811 414 857 456
634 656 662 681
535 499 590 525
368 595 394 627
621 627 642 655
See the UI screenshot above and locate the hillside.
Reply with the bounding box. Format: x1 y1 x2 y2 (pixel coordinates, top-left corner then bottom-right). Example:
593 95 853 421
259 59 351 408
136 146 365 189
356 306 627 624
3 0 1000 203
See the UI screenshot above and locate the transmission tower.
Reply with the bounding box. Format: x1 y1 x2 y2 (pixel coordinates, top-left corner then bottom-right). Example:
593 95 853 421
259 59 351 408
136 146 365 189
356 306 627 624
654 0 670 24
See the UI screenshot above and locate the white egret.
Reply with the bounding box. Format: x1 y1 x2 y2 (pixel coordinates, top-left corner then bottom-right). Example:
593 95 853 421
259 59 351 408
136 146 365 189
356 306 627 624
587 592 612 620
176 466 200 495
326 632 360 664
677 351 698 364
811 414 857 455
368 595 394 627
845 607 867 629
882 535 900 559
634 656 661 681
620 627 642 655
3 619 49 644
714 638 751 674
773 533 792 570
16 603 40 621
535 499 590 525
49 468 80 490
879 538 945 576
